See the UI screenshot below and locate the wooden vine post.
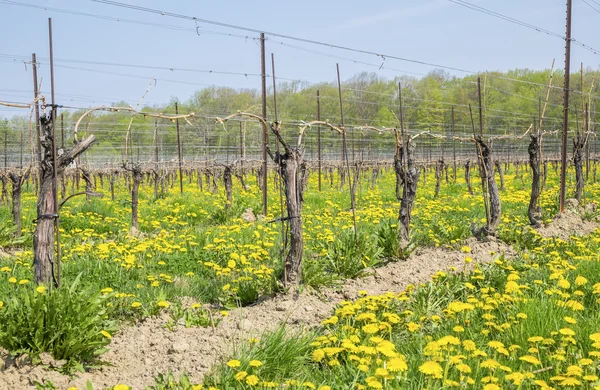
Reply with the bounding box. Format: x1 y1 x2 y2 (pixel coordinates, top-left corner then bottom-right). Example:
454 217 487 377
34 114 96 286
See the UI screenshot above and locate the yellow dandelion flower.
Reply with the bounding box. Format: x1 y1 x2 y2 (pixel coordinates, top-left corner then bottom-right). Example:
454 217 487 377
246 375 259 386
406 322 420 332
362 323 379 334
387 356 408 372
575 276 588 286
227 359 241 368
480 359 501 369
560 377 581 386
519 355 541 365
483 385 500 390
234 371 248 381
419 361 443 378
559 328 575 336
35 286 47 294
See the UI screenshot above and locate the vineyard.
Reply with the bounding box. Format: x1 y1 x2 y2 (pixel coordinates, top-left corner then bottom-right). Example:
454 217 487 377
2 1 600 390
0 126 599 389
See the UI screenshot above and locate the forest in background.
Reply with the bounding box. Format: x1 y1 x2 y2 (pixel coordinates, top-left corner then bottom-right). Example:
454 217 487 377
1 67 599 165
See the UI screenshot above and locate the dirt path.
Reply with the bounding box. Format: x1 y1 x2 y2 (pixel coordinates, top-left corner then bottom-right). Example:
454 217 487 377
1 238 515 390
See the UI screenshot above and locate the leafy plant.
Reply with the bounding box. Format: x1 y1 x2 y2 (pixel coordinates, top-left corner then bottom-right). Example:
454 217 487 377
0 274 117 369
147 371 197 390
302 256 342 290
324 229 382 279
0 222 28 248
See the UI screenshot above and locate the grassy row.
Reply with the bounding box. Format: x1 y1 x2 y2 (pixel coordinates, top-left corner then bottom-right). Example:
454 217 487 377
0 163 597 380
200 229 600 389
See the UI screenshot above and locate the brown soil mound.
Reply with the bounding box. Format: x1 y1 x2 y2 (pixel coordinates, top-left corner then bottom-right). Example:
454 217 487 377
536 208 598 241
0 239 515 390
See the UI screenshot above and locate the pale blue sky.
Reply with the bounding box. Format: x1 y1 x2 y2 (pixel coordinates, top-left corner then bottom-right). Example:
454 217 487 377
1 0 599 117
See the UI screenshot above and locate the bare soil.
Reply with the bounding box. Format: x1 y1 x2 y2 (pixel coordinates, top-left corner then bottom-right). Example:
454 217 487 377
0 239 515 390
536 208 599 241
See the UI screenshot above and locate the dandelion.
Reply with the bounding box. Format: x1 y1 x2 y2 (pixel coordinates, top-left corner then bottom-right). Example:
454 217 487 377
246 375 259 386
131 302 142 308
560 377 581 386
483 385 500 390
480 359 501 369
406 322 420 332
589 333 600 342
362 324 379 334
113 385 130 390
519 355 541 365
35 286 47 294
312 349 325 362
249 360 262 367
157 301 170 308
387 356 408 372
575 276 588 286
559 328 575 336
234 371 248 381
419 361 443 378
227 359 241 368
100 330 112 339
558 279 571 289
456 363 471 373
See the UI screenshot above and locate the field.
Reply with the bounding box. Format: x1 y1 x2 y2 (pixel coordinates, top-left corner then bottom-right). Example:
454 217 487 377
1 162 599 390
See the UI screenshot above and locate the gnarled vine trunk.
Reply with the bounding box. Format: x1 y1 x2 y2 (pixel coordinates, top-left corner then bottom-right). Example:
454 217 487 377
471 135 501 240
130 163 143 233
394 146 403 201
434 159 444 198
273 146 304 287
8 170 29 237
528 134 542 227
495 161 505 191
573 135 586 202
398 139 420 246
465 161 473 195
34 114 95 286
223 165 233 210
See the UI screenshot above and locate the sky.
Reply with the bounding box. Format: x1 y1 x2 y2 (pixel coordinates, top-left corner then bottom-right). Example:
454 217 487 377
0 0 599 118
